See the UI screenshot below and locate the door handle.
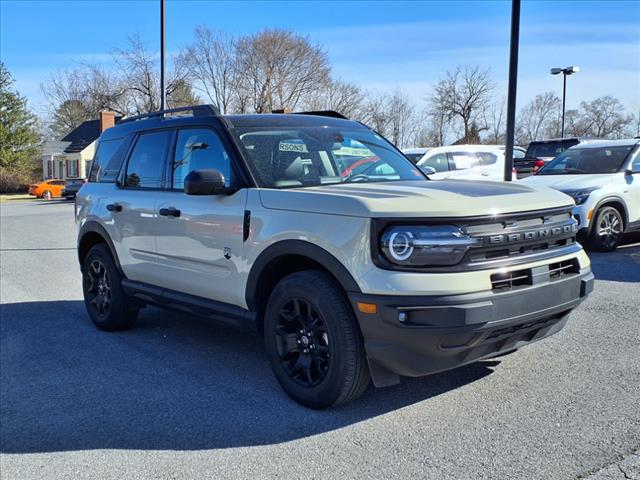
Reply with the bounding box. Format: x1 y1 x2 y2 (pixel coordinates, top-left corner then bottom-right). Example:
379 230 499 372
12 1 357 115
159 207 181 218
106 203 122 212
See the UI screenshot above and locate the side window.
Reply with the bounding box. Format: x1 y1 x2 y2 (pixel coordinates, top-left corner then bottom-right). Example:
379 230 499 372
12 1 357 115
630 151 640 172
477 152 498 166
450 152 480 170
124 131 171 188
90 138 125 183
173 128 232 190
419 153 449 172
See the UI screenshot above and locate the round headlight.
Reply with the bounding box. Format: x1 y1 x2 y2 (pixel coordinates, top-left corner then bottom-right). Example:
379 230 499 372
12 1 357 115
388 231 414 261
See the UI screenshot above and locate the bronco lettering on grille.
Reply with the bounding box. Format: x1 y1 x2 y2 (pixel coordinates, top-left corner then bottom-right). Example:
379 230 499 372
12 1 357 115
486 224 577 245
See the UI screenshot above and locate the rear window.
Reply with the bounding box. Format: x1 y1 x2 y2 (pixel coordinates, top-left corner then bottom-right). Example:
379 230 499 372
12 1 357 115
449 152 480 170
124 131 171 188
90 138 126 182
526 140 578 159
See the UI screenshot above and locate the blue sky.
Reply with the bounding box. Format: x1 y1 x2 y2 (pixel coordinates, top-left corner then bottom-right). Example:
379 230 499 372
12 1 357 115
1 0 639 116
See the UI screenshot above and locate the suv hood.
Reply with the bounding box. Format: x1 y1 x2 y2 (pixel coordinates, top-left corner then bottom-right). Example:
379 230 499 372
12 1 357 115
522 174 612 191
258 180 574 218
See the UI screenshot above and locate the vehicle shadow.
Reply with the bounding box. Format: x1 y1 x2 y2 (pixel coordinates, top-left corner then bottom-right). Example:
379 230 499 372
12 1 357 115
0 300 498 453
587 232 640 283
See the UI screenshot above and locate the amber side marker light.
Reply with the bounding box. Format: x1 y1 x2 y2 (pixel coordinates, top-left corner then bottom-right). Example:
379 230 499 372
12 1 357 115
587 209 594 220
357 302 377 314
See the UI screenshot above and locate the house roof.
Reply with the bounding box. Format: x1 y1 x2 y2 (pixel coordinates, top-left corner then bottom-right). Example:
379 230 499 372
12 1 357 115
42 140 72 156
61 116 122 153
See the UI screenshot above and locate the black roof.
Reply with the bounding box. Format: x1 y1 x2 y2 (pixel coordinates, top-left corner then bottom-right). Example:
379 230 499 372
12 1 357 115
99 112 363 142
61 117 122 153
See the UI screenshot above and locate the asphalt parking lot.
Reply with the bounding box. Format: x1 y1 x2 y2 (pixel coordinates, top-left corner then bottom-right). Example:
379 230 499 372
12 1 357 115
1 200 639 480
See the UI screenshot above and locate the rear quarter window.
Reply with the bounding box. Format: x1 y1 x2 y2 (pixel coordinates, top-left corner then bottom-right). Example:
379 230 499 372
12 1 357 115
90 137 127 183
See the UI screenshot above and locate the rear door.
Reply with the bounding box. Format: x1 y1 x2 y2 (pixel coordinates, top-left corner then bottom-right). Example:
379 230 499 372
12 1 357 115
111 130 172 283
153 127 248 306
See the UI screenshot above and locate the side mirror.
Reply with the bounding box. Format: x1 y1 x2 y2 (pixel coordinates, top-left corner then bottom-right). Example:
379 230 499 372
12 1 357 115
419 165 437 176
184 169 227 195
625 169 633 176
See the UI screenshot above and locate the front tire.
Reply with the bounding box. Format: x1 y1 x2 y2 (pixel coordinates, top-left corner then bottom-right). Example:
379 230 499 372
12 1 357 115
587 206 624 252
264 270 370 409
82 244 138 331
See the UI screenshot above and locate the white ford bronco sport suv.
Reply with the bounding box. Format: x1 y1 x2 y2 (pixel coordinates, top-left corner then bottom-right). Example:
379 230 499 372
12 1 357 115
76 105 594 408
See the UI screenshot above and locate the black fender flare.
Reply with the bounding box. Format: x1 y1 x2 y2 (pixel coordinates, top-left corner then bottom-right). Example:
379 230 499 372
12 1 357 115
245 239 362 311
77 221 124 275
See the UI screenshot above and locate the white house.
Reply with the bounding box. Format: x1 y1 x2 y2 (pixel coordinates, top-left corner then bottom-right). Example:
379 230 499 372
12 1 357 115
42 111 117 180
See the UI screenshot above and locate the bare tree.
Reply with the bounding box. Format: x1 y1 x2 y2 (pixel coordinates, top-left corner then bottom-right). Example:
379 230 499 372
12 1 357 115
573 96 633 138
515 92 561 144
305 79 365 119
113 34 161 113
430 65 495 142
631 106 640 137
385 90 420 148
113 34 197 114
181 26 237 114
484 97 506 144
41 65 127 137
235 29 331 113
359 92 390 134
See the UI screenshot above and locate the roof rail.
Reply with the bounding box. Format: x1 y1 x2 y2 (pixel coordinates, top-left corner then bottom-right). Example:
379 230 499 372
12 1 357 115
293 110 349 120
119 104 220 124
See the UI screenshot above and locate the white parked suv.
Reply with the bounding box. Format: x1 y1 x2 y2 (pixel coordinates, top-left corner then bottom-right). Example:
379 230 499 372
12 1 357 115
417 145 516 182
522 139 640 251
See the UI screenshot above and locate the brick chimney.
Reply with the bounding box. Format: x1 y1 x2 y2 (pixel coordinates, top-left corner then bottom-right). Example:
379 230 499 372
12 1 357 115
99 111 115 132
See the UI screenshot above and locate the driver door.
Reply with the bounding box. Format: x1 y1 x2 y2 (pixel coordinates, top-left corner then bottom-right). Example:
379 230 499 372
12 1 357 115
152 127 247 307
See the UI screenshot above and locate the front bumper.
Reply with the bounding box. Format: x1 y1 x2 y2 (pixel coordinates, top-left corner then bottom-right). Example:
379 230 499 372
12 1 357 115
572 203 592 233
349 268 594 387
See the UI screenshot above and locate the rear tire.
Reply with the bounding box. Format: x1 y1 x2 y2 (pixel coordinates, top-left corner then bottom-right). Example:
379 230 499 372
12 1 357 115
82 244 138 331
264 270 370 409
587 206 624 252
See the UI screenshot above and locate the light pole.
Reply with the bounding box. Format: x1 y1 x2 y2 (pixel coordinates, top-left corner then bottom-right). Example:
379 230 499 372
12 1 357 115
550 66 579 138
504 0 520 182
160 0 166 111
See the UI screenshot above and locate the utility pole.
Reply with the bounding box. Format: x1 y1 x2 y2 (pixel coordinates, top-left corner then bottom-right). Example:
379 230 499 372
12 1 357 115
504 0 520 182
160 0 166 111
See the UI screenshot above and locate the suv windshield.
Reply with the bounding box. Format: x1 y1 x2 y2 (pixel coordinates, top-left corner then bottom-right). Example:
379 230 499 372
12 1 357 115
537 145 634 175
232 126 425 188
525 140 578 159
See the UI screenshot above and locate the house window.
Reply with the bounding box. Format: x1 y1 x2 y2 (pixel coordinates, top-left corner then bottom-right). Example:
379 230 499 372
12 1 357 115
58 161 64 178
66 159 79 178
47 159 54 178
84 160 92 179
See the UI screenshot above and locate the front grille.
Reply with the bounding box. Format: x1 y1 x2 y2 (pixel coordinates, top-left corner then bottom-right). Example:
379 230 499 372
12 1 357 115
463 208 578 268
490 258 580 292
490 268 532 291
549 259 579 280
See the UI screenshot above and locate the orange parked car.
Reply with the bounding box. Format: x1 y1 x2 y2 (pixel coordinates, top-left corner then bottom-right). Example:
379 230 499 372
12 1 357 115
28 179 67 199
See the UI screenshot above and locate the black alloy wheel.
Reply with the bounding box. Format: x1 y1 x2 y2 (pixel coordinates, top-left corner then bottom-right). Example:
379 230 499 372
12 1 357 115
85 258 112 320
82 243 138 331
264 270 370 409
274 297 331 387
